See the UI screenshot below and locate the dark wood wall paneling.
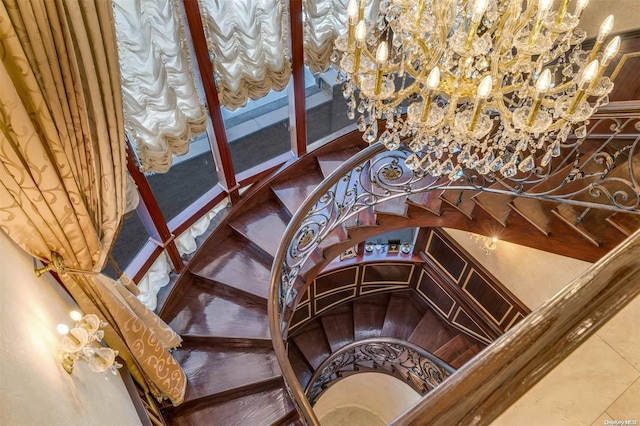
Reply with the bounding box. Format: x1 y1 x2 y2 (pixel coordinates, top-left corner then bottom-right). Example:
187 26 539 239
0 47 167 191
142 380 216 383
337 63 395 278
418 229 530 339
290 229 531 343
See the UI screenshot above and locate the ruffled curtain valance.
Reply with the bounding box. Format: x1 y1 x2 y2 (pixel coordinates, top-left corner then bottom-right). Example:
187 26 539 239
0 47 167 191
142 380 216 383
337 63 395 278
113 0 207 173
199 0 292 110
303 0 379 75
0 0 185 404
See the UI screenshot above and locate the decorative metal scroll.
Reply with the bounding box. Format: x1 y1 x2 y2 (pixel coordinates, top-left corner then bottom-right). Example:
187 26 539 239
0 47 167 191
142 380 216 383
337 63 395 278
305 338 454 405
277 114 639 325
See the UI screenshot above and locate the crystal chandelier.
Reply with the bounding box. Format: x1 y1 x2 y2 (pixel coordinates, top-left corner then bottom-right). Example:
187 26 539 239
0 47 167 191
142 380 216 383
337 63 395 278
335 0 620 179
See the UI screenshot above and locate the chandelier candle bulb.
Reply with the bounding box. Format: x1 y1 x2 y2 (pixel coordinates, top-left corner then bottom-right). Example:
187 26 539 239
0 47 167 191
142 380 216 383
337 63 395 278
589 15 614 62
574 0 589 17
601 36 621 66
598 15 615 42
469 75 492 131
421 67 441 121
465 0 489 50
347 0 357 48
527 69 552 127
569 59 599 114
528 0 553 47
589 36 621 90
375 42 388 96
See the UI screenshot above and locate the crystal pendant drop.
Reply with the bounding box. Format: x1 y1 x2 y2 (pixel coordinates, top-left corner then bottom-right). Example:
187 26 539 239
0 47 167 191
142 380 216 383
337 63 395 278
357 115 367 132
441 159 454 175
500 160 517 177
433 144 443 159
342 83 352 99
389 133 401 150
458 146 471 164
379 130 392 146
467 154 479 168
516 138 528 152
477 159 491 175
518 155 536 172
489 156 504 172
574 125 587 139
427 159 442 176
406 153 420 171
400 122 410 137
541 149 553 166
448 165 463 181
363 125 377 143
551 141 561 157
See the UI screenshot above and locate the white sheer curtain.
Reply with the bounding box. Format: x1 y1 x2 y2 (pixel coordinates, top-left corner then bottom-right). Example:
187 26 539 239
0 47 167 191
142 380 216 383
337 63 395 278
113 0 207 173
199 0 291 110
303 0 379 74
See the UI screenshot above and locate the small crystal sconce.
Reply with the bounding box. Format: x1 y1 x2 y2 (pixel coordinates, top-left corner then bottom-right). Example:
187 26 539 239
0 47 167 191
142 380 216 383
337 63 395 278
57 311 122 375
469 233 499 255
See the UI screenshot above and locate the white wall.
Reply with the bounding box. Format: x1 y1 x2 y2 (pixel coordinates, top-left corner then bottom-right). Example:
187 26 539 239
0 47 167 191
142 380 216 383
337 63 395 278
314 372 421 425
0 231 142 426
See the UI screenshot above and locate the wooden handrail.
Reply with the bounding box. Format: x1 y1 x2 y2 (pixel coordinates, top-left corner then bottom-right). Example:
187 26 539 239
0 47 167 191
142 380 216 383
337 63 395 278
390 229 640 426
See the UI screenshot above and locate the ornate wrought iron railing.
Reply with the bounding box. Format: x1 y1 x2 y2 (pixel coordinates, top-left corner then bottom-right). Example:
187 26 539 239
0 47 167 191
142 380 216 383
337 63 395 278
305 338 454 405
268 103 640 425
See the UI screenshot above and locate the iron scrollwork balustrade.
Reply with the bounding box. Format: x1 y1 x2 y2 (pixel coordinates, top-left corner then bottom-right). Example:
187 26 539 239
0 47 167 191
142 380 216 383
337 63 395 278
268 105 639 426
279 115 639 320
305 338 455 405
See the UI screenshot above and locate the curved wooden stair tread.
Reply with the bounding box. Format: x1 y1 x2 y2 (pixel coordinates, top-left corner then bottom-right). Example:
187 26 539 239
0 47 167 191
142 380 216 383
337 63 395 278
189 233 272 302
166 284 271 342
472 184 514 227
606 211 640 236
228 196 292 258
320 303 355 353
164 385 294 426
172 344 282 406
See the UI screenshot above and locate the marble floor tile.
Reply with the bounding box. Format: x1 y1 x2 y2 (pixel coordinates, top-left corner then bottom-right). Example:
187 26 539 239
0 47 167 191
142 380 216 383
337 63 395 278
492 335 639 426
591 412 614 426
606 378 640 422
596 295 640 371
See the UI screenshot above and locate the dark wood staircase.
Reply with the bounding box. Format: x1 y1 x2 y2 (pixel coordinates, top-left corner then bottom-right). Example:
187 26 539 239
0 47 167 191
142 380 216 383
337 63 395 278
287 291 484 395
157 131 638 425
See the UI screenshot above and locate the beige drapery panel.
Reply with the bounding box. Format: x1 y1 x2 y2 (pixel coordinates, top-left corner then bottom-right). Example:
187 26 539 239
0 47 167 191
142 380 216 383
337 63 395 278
200 0 291 110
303 0 379 74
113 0 207 173
0 0 186 405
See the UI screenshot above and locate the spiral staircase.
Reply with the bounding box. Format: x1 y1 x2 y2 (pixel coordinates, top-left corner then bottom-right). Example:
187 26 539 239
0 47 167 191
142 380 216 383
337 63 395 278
156 107 639 424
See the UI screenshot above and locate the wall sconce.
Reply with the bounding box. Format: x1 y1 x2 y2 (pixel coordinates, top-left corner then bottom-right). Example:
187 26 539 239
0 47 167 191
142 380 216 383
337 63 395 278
469 233 498 255
57 311 122 375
